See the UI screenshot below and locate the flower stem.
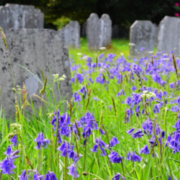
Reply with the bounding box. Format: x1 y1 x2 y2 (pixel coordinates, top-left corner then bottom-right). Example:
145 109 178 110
38 149 41 174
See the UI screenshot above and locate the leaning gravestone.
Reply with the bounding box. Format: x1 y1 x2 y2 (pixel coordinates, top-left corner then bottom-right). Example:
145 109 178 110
58 21 80 48
99 14 112 48
0 4 44 29
157 16 180 56
129 20 156 56
87 13 112 50
0 29 72 119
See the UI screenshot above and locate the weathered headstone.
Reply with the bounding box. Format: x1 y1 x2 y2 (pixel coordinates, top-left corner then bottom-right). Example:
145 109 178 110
0 4 44 29
129 20 156 56
0 29 72 119
87 13 101 50
87 13 112 50
157 16 180 56
99 14 112 47
58 21 80 48
112 25 119 39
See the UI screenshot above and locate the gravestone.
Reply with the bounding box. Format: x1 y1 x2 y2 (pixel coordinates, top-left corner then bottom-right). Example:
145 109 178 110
129 20 156 56
58 21 80 48
87 13 112 50
0 29 72 119
87 13 101 50
157 16 180 56
99 14 112 47
0 3 44 29
112 25 119 39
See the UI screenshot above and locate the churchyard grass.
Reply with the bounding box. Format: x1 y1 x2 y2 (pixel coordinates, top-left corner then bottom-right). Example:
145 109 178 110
1 38 180 180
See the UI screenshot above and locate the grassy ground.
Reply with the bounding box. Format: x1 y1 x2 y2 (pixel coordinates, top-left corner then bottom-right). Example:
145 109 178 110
69 38 130 58
0 38 180 180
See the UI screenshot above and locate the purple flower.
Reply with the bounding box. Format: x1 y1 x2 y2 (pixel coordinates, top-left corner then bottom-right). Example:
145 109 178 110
127 152 141 162
125 97 131 106
91 138 107 156
131 86 136 91
132 129 143 138
140 145 149 154
169 83 175 88
172 120 180 130
126 128 135 135
76 73 83 83
44 171 57 180
67 164 79 178
0 158 16 174
4 145 12 156
153 104 160 114
34 132 50 149
142 119 153 135
10 135 17 146
117 89 125 97
112 173 125 180
99 128 105 135
73 92 81 102
171 106 179 112
18 170 29 180
108 151 123 163
109 137 119 147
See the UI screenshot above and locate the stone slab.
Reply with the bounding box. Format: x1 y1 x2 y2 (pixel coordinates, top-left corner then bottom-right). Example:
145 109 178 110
0 29 72 119
0 3 44 29
129 20 156 56
157 16 180 56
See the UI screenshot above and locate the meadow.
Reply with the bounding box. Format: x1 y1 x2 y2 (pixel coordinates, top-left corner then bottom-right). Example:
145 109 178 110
0 38 180 180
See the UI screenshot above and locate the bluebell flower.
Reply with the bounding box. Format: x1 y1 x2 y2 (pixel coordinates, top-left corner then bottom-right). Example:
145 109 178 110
76 73 83 83
140 145 149 154
131 86 136 91
132 129 143 138
172 120 180 130
117 89 125 97
142 119 153 135
109 137 119 147
126 128 135 135
67 164 79 178
91 138 107 156
18 170 29 180
127 152 141 162
73 92 81 102
108 151 123 163
99 128 105 135
34 132 50 149
10 135 17 146
4 145 12 156
171 106 179 112
125 97 131 106
44 171 57 180
153 104 160 114
169 83 175 89
112 173 125 180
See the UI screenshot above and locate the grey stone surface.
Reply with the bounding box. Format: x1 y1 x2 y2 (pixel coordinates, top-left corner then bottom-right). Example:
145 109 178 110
99 14 112 47
87 13 112 50
129 20 156 56
112 25 119 39
0 29 72 119
87 13 101 50
157 16 180 56
25 74 39 98
0 3 44 29
58 21 80 48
